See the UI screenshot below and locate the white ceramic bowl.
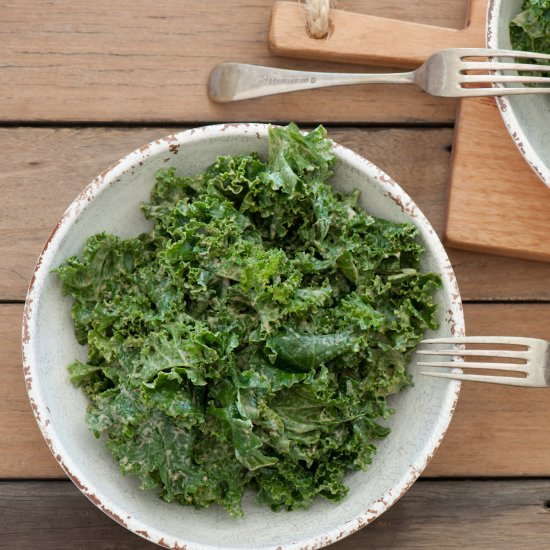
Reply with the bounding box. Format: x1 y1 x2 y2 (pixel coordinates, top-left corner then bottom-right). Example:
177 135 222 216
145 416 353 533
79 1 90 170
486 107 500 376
22 124 463 550
488 0 550 188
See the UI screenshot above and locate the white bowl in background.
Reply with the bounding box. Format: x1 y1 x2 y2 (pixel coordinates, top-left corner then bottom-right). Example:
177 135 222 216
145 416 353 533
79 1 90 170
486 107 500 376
488 0 550 188
22 124 463 550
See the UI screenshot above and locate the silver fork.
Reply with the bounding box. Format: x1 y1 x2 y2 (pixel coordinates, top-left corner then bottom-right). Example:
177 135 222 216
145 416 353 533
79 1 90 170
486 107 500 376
418 337 550 387
208 48 550 102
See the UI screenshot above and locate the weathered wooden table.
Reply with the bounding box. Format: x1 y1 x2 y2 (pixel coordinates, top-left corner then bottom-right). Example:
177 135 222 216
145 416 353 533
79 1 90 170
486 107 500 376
2 1 550 548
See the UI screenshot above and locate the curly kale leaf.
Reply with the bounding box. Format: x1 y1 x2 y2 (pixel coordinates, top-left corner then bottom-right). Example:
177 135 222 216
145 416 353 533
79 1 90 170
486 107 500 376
510 1 550 77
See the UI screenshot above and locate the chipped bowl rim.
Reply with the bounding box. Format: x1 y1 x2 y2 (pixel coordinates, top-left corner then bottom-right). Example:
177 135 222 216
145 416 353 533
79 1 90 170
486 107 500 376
22 123 463 550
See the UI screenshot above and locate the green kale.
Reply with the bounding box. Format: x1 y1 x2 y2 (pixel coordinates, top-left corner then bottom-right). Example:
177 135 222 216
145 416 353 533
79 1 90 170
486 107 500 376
56 123 441 517
510 0 550 76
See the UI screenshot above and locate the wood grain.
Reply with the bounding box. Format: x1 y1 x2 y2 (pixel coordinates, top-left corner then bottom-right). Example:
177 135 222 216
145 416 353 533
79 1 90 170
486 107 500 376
270 0 484 69
0 0 457 124
2 126 550 302
446 97 550 262
0 306 56 477
4 302 550 478
2 480 550 548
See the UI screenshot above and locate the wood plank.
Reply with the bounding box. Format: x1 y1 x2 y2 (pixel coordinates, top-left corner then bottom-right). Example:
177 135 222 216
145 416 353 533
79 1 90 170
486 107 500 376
3 303 550 478
0 306 57 477
1 481 154 549
0 0 458 123
2 480 550 548
446 249 550 302
2 127 550 302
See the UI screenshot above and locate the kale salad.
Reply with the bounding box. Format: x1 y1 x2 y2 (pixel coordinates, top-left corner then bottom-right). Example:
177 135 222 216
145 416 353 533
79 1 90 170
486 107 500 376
511 0 550 71
56 124 441 517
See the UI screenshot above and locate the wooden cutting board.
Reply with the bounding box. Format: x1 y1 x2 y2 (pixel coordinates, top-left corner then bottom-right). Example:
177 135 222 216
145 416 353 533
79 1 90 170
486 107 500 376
270 0 550 262
446 98 550 262
270 0 485 68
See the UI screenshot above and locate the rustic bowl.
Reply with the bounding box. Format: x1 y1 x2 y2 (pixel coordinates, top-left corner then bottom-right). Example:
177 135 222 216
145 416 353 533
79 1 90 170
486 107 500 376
22 124 463 550
488 0 550 188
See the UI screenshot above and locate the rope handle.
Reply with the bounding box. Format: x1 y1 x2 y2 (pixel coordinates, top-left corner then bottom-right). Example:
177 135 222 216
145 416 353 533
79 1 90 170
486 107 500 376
305 0 332 39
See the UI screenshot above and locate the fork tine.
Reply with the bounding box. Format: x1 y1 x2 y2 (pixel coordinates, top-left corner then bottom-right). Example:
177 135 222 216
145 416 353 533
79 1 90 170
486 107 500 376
461 75 550 85
417 361 528 372
420 336 537 346
487 49 550 62
421 371 531 387
417 348 529 359
462 62 550 72
456 87 550 97
452 48 550 62
419 336 548 387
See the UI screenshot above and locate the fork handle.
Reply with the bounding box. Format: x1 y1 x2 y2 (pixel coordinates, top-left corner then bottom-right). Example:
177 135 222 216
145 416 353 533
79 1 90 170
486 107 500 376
208 63 416 102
